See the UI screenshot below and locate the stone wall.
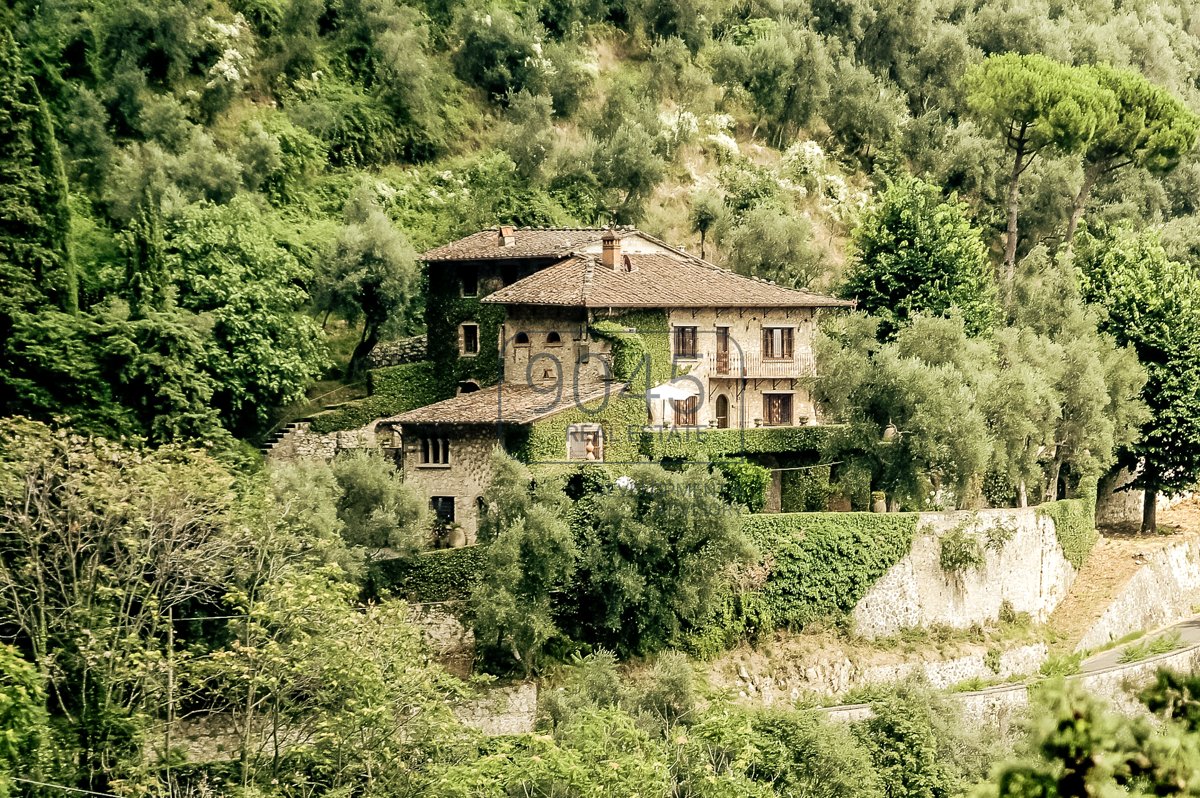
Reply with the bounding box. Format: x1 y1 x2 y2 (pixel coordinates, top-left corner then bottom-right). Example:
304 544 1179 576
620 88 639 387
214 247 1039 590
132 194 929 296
853 508 1077 639
368 335 428 368
402 427 497 542
454 681 538 736
731 643 1047 705
1076 537 1200 652
1096 467 1193 526
266 419 378 462
825 645 1200 728
409 601 474 677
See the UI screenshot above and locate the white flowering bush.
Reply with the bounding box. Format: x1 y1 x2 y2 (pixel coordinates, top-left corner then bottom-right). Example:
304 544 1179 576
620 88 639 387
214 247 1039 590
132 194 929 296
203 14 253 89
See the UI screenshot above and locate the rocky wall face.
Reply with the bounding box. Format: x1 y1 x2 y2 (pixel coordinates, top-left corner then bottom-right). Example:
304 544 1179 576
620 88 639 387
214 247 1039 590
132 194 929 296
453 681 538 736
852 509 1077 639
266 420 378 462
1076 538 1200 652
402 428 496 543
730 643 1047 705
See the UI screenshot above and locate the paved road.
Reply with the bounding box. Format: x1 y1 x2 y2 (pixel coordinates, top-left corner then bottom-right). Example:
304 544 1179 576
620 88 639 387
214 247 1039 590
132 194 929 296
1081 615 1200 672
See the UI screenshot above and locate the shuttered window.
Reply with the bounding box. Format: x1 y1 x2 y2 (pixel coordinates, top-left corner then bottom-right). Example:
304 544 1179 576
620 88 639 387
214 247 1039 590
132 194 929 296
674 326 698 359
762 327 794 359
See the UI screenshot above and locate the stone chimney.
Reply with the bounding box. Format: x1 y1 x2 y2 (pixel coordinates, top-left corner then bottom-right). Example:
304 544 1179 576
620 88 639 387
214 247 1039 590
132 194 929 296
498 225 515 247
601 229 620 269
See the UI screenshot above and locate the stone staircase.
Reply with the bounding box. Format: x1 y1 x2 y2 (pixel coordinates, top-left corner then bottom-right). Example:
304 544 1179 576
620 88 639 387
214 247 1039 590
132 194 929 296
259 421 305 456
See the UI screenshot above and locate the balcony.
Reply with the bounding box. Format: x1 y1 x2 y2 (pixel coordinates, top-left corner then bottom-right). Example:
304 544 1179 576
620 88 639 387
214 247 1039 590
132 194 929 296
704 349 816 378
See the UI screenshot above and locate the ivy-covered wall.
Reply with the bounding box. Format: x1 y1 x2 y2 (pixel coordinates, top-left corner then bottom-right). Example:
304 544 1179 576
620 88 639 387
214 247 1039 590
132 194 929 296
425 259 549 389
639 426 831 460
1038 498 1098 569
509 309 674 464
367 545 489 603
310 361 449 433
742 512 919 629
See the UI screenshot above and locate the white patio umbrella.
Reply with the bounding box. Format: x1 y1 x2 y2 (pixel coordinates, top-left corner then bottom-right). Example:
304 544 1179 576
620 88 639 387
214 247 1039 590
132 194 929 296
646 380 701 426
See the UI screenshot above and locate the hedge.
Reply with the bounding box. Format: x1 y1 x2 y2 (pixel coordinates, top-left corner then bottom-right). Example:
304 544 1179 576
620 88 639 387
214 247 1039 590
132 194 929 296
640 425 831 460
310 361 449 433
1038 498 1097 569
742 512 918 629
367 545 489 602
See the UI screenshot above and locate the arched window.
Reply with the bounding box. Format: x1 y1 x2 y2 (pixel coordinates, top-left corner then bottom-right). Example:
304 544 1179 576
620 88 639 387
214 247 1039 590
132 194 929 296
514 331 530 345
716 395 730 429
546 331 562 345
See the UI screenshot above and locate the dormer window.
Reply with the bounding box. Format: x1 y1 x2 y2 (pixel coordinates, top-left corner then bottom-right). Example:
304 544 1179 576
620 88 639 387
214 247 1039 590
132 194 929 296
546 331 562 346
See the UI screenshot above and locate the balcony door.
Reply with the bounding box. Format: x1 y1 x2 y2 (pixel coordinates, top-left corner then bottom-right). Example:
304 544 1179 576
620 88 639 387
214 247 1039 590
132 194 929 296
716 326 730 374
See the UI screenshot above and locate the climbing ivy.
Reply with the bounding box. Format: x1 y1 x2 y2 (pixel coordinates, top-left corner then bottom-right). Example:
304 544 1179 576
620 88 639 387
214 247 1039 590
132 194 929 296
1038 498 1097 569
741 512 918 629
367 545 489 602
511 310 674 464
310 360 450 433
641 426 831 459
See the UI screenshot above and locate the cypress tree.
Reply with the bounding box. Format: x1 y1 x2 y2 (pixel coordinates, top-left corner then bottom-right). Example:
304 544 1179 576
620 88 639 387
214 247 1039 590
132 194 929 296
0 30 77 316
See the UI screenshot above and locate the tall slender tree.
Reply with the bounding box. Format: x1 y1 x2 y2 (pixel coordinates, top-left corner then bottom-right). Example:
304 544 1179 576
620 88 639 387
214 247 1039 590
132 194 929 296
1062 65 1200 258
0 30 76 316
1081 231 1200 533
965 54 1114 292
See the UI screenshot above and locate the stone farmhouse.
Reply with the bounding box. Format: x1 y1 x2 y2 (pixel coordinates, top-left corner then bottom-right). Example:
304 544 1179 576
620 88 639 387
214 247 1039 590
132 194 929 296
382 226 853 542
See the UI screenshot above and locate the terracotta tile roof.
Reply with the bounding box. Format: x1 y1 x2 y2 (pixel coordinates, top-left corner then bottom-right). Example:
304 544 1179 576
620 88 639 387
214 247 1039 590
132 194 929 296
384 381 623 425
482 253 854 309
421 227 636 261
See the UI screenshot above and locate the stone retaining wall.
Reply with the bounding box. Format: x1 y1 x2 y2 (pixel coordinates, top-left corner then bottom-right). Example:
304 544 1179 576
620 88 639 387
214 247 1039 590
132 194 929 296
1077 538 1200 652
825 645 1200 727
732 643 1047 704
266 420 377 462
853 508 1076 639
454 681 538 736
410 602 474 677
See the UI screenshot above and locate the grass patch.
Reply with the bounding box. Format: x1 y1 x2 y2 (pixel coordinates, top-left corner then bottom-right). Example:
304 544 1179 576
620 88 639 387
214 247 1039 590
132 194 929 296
1038 652 1082 679
1118 631 1182 664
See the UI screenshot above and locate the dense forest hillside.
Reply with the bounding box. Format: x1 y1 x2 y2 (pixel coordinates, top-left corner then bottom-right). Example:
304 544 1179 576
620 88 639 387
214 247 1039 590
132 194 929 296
4 0 1200 444
7 1 1200 795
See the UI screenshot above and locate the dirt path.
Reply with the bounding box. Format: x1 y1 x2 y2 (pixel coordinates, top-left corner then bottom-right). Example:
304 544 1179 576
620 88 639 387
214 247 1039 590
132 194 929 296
1046 498 1200 651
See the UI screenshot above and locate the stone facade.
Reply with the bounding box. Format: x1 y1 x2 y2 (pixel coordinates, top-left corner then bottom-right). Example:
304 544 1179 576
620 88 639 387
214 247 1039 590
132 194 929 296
502 306 614 387
664 306 821 429
853 508 1077 639
401 426 497 543
1076 536 1200 651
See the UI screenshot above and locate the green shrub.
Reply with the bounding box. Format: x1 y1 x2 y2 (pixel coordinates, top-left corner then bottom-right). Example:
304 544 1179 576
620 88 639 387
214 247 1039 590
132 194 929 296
743 513 918 628
310 361 448 433
781 464 833 512
367 545 489 602
1118 631 1181 663
938 525 984 575
1038 498 1097 569
714 458 770 512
